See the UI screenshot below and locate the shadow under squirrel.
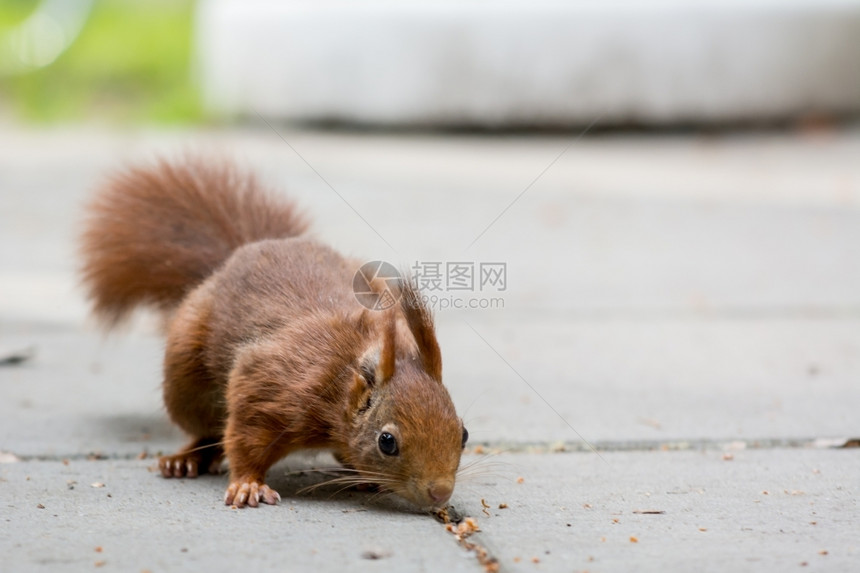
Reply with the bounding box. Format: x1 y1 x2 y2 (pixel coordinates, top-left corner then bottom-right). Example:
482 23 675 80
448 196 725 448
79 156 467 509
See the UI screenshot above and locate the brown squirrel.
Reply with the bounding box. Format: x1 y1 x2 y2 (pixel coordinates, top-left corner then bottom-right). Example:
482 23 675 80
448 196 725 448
79 156 467 509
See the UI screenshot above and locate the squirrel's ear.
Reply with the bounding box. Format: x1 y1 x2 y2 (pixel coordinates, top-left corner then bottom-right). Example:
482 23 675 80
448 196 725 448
399 278 442 382
358 310 397 387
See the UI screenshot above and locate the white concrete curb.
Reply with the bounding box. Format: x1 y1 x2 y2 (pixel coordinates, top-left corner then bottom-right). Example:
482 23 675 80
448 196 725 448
197 0 860 126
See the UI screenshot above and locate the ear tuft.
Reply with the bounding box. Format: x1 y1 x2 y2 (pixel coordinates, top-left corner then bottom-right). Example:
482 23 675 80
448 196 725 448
399 277 442 381
377 309 397 382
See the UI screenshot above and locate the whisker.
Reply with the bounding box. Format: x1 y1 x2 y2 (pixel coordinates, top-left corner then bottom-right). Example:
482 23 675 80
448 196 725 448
296 474 399 496
180 440 227 454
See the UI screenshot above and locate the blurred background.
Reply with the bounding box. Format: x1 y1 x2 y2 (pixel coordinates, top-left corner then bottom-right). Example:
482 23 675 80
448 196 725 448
2 0 859 451
2 0 859 127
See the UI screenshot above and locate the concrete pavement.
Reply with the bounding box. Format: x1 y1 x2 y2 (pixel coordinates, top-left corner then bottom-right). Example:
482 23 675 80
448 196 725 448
1 124 859 571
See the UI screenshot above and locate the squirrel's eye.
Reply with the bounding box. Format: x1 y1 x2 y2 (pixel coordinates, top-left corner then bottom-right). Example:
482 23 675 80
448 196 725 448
378 432 398 456
461 427 469 448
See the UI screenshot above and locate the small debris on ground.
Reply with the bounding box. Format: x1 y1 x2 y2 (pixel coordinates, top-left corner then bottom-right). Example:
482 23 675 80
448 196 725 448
0 346 35 366
0 451 21 463
361 548 391 560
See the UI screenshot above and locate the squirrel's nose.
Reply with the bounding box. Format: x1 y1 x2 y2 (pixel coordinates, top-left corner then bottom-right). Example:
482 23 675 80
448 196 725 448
428 482 453 505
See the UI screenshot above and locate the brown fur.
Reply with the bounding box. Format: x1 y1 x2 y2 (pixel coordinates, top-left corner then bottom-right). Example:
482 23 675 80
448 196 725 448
79 155 309 327
79 156 464 509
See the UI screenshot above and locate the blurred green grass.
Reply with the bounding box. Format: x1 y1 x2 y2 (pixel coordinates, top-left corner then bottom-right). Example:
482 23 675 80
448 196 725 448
0 0 201 124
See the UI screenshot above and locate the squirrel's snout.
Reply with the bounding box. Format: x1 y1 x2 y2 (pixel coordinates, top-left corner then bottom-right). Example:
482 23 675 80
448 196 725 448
427 481 453 506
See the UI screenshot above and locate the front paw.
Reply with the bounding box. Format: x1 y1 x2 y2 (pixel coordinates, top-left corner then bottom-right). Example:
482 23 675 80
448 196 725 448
159 453 200 478
224 480 281 508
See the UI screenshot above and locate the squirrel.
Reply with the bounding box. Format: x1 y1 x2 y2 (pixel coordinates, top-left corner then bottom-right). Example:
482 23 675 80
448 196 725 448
79 156 467 509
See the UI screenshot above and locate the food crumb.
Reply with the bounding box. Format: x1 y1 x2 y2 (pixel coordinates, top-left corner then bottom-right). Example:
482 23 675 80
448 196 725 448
458 517 480 537
91 482 105 488
95 547 103 553
62 459 70 466
498 503 508 509
36 503 45 509
516 477 525 484
722 453 734 461
698 527 707 532
600 536 606 542
800 562 808 567
810 521 817 525
819 550 828 556
531 557 540 563
762 491 769 495
583 503 592 509
94 561 106 568
513 557 521 563
612 518 619 524
473 445 485 454
629 536 639 543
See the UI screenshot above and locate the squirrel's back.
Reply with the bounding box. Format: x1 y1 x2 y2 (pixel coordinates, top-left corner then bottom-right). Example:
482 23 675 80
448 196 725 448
79 156 308 326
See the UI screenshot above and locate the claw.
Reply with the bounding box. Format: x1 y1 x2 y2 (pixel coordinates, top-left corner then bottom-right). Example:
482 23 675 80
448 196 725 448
224 480 280 508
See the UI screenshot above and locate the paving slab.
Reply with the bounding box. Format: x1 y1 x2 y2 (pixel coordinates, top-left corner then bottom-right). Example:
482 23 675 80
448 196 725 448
452 449 860 572
3 317 859 461
0 458 474 573
2 449 857 572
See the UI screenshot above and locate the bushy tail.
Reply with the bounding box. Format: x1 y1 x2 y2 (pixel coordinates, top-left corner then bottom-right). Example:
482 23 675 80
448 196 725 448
79 155 309 327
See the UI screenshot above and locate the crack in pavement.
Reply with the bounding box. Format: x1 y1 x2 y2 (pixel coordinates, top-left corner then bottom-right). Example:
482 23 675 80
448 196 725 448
2 436 857 463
